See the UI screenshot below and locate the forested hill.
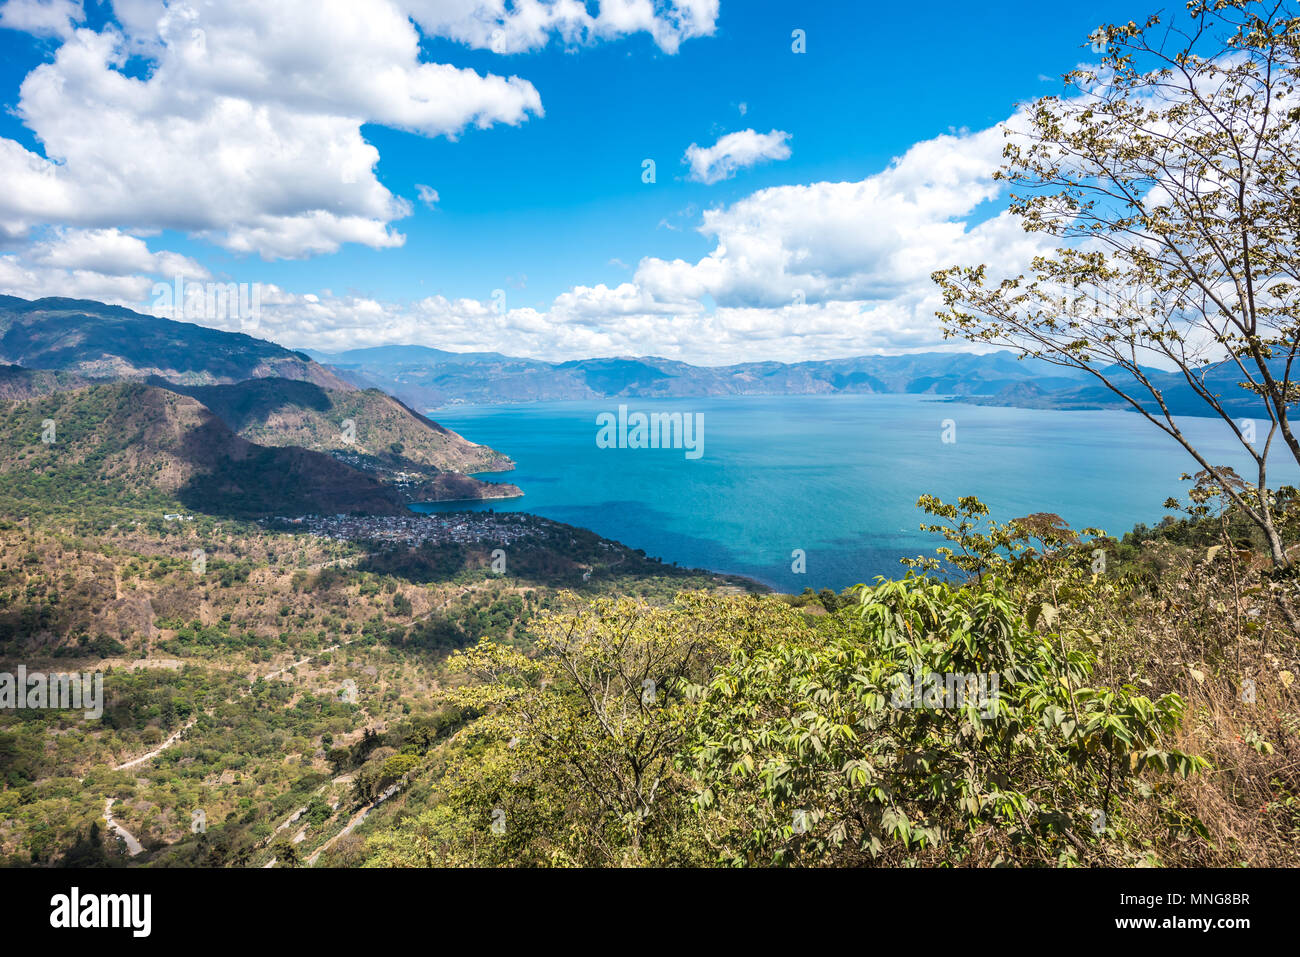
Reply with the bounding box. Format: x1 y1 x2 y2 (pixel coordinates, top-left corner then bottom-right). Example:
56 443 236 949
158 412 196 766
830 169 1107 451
0 296 348 389
0 297 520 501
157 378 514 474
0 382 408 517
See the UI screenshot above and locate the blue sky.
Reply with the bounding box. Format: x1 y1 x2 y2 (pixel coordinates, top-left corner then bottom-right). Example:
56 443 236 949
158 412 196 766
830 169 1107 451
0 0 1142 362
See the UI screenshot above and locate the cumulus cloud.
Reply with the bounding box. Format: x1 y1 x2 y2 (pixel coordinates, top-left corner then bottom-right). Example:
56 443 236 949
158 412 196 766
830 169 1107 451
29 228 208 278
404 0 719 55
0 111 1050 364
0 225 215 308
0 0 83 39
193 283 712 359
0 2 545 259
0 258 164 305
0 0 713 263
199 283 959 365
684 128 792 184
211 116 1054 364
653 123 1038 310
0 0 1050 369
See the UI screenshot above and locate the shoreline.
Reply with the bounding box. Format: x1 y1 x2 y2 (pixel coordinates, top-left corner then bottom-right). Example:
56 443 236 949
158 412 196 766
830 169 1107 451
406 491 525 506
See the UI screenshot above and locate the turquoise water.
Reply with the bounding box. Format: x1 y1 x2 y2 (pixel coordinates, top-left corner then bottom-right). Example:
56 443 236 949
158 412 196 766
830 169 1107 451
412 395 1293 592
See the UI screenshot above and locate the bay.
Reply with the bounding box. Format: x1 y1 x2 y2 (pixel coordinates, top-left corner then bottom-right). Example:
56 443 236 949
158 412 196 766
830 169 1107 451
411 395 1292 592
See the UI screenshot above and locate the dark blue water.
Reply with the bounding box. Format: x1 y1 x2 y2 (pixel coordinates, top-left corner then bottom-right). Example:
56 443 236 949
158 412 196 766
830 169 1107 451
412 395 1291 592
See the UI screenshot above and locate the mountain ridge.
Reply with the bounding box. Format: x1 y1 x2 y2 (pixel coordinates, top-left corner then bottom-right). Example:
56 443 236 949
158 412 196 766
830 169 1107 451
308 344 1272 418
0 295 350 390
0 382 523 518
304 344 1099 408
0 297 521 504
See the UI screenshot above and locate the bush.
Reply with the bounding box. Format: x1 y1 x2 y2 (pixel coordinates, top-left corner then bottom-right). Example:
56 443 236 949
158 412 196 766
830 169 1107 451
690 574 1205 866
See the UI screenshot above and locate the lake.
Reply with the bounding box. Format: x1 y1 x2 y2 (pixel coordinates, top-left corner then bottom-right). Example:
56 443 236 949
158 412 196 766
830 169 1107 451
411 395 1293 592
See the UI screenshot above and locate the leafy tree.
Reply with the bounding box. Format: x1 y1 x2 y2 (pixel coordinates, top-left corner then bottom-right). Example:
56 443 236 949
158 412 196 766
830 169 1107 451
270 839 298 868
934 0 1300 625
368 594 804 866
688 573 1205 866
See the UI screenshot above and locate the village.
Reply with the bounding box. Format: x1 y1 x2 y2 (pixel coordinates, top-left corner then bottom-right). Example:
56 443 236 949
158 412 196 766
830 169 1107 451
269 510 545 549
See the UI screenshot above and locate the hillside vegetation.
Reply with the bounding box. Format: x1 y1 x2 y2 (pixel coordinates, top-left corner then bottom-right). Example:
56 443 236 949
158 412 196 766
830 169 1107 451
351 494 1300 868
0 392 1295 867
0 365 91 400
0 297 521 501
0 296 348 390
0 383 405 518
0 500 758 866
162 378 512 474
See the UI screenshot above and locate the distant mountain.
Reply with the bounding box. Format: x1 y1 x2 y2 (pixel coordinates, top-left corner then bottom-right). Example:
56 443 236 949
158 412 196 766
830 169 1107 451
0 295 350 390
309 344 1271 419
305 345 1100 409
965 362 1273 418
0 383 522 518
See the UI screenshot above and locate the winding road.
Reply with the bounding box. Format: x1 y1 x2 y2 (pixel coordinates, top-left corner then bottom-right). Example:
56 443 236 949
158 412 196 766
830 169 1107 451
306 782 400 866
103 798 144 857
97 637 367 863
113 717 199 771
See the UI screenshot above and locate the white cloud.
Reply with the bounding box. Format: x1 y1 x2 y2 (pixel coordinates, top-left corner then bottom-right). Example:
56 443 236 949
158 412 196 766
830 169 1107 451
415 185 441 209
203 282 965 365
653 123 1033 309
0 256 164 305
684 128 792 184
0 7 523 259
0 223 216 306
0 0 716 261
403 0 719 54
0 11 1053 370
30 228 208 278
210 116 1055 364
0 0 83 39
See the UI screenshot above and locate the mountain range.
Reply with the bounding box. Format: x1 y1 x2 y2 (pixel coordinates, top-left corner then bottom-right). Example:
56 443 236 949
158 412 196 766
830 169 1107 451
308 344 1272 419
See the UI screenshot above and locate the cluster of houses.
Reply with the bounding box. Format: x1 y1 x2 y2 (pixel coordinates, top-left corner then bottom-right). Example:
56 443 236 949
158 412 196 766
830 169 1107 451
283 512 538 548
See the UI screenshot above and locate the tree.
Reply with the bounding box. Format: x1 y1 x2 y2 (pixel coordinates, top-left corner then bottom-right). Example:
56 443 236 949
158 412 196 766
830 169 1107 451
933 0 1300 627
270 839 298 868
688 573 1204 866
446 594 740 863
369 593 805 866
57 821 109 868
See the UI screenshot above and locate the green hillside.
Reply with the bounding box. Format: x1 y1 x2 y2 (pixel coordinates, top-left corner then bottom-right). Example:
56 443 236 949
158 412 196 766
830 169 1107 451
161 378 513 474
0 383 405 518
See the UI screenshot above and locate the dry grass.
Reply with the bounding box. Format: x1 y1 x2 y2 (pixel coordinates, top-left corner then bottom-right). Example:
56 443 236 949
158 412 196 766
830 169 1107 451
1095 539 1300 866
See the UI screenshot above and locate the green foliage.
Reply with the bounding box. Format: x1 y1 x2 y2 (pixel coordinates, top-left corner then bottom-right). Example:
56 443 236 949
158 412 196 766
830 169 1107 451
365 541 1208 867
688 573 1203 866
366 594 791 866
